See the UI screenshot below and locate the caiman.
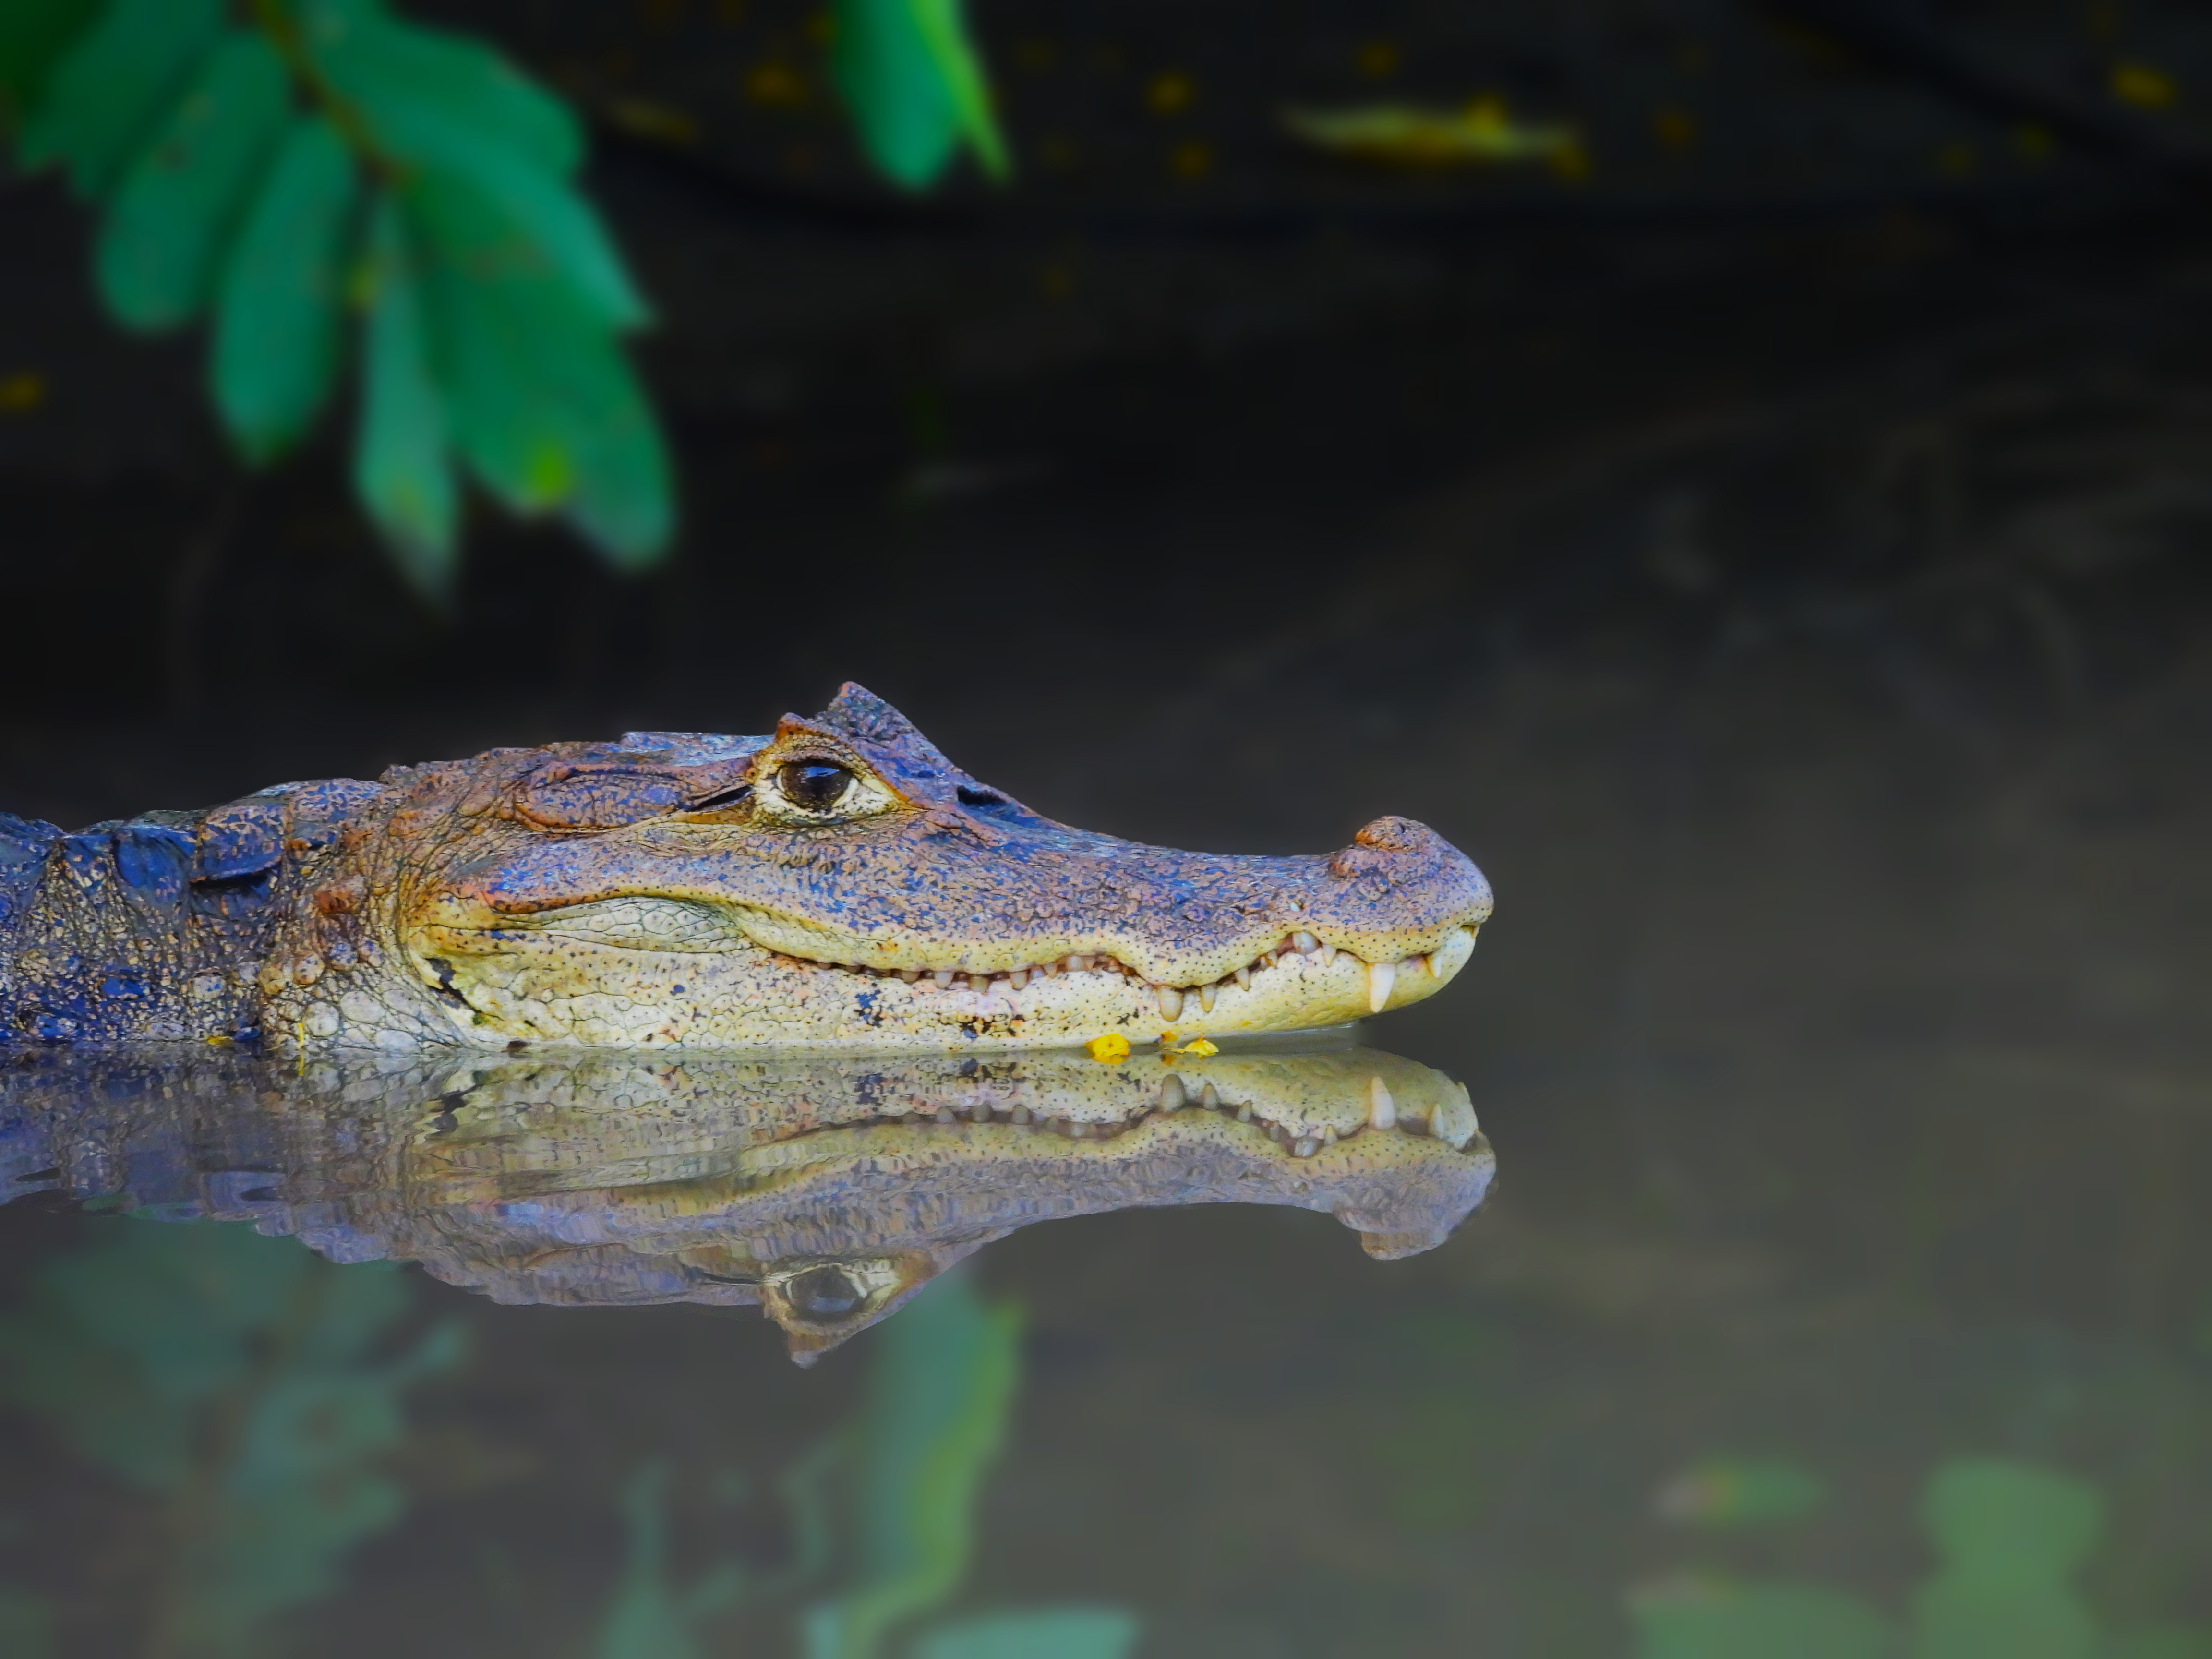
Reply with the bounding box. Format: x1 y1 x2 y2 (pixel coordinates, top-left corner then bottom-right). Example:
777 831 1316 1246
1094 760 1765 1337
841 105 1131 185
0 684 1493 1054
1 1046 1496 1361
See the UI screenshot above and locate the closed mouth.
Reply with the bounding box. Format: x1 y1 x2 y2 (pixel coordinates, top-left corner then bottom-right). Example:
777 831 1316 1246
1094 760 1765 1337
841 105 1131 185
761 924 1482 1019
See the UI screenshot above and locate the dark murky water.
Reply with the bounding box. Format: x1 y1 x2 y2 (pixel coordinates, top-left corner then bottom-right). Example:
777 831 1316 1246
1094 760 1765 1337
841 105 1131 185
9 163 2212 1658
5 616 2210 1659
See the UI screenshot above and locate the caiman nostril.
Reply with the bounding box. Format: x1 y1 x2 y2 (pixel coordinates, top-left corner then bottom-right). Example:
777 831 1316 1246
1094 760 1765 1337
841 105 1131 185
1352 816 1444 854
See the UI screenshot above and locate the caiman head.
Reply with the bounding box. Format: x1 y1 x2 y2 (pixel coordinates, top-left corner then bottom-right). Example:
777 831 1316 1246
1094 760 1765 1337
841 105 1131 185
285 683 1493 1052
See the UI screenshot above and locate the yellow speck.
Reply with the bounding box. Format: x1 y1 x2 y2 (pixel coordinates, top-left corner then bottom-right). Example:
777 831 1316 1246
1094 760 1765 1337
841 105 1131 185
1179 1037 1219 1057
805 12 832 44
1168 140 1212 178
1358 40 1398 78
1041 263 1073 297
1086 1033 1131 1062
1038 135 1076 168
2110 61 2177 108
1016 38 1058 71
1676 42 1708 72
1653 107 1695 148
2015 123 2053 157
204 1033 233 1047
1148 72 1194 114
744 61 805 105
0 372 44 413
606 98 702 143
1937 141 1977 176
715 0 746 23
1550 138 1591 180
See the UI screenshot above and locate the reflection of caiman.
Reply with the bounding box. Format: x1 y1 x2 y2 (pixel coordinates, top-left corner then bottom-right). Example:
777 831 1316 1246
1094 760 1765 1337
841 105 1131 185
1 1046 1494 1360
0 684 1492 1052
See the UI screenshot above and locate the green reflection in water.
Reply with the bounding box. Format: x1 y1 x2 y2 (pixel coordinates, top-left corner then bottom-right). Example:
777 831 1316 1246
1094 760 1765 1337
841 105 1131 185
596 1272 1138 1659
0 1216 459 1659
1634 1456 2212 1659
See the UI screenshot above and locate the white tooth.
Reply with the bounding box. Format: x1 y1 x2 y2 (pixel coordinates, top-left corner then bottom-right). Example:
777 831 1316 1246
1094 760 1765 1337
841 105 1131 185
1006 969 1028 990
1159 1075 1186 1111
1367 1076 1396 1131
1198 1082 1222 1109
936 1108 957 1124
1069 1121 1089 1138
1293 1136 1318 1158
1367 959 1395 1013
1156 985 1183 1019
900 968 921 982
1038 960 1059 976
934 970 957 988
1198 983 1217 1013
1322 1127 1338 1145
1233 966 1251 989
1316 941 1336 966
1236 1104 1253 1122
1294 931 1318 955
1010 1107 1031 1125
1064 954 1086 972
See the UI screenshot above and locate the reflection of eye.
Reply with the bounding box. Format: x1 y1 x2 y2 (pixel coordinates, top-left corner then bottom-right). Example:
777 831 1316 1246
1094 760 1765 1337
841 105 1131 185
784 1265 865 1318
779 761 854 811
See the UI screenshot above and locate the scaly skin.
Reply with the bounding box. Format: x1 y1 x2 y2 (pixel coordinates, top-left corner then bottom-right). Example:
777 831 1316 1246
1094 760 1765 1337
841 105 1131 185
1 1045 1496 1360
0 684 1493 1053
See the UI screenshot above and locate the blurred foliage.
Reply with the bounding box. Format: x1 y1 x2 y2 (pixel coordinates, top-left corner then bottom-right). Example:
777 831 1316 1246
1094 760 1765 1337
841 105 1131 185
1653 1456 1829 1527
0 1586 55 1659
595 1460 748 1659
0 1215 459 1658
1634 1456 2212 1659
0 0 1002 600
593 1273 1137 1659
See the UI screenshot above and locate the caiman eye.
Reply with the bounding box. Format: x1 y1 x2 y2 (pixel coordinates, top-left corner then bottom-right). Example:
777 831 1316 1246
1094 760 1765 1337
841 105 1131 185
784 1265 865 1318
779 761 854 811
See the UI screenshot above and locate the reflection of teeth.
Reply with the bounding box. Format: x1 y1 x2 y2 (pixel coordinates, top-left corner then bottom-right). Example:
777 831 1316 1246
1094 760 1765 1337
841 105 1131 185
1367 959 1395 1013
1159 1075 1186 1111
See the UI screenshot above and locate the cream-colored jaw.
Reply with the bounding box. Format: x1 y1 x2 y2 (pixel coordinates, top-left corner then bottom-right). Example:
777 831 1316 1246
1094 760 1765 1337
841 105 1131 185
397 898 1480 1050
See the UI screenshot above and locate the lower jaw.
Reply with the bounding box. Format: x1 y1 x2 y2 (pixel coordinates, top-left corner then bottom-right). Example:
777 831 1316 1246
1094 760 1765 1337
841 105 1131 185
423 933 1469 1052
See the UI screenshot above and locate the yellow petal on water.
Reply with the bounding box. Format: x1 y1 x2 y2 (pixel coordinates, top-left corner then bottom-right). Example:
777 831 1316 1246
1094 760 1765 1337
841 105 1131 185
1086 1033 1131 1062
1179 1038 1218 1057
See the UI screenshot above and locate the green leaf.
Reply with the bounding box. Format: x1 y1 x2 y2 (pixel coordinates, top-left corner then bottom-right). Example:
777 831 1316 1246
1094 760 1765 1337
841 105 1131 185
831 0 1009 191
0 0 101 127
408 173 672 568
16 0 225 197
912 1609 1142 1659
801 1276 1023 1659
298 3 583 175
1911 1459 2105 1659
1635 1582 1892 1659
304 9 644 328
355 191 459 600
212 114 360 463
96 29 293 332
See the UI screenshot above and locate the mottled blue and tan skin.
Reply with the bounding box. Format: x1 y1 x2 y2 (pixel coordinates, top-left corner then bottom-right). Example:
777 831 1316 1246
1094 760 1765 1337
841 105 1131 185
0 685 1493 1053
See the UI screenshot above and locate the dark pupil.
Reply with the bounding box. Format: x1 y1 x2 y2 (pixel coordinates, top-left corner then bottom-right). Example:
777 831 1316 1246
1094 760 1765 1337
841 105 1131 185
780 761 853 810
786 1265 864 1318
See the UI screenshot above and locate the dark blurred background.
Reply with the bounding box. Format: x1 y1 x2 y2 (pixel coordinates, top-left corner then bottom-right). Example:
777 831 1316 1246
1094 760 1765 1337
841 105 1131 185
6 3 2212 1656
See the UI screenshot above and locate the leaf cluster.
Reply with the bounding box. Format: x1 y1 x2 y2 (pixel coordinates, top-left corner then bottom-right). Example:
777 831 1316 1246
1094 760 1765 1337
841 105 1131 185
0 1217 459 1657
4 0 672 600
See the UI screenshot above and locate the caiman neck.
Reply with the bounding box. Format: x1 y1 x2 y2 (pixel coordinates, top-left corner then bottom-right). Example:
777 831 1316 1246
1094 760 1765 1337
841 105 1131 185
0 781 381 1048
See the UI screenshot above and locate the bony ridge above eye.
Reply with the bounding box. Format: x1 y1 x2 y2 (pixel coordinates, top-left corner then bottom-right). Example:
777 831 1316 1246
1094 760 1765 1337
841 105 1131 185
779 760 854 810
